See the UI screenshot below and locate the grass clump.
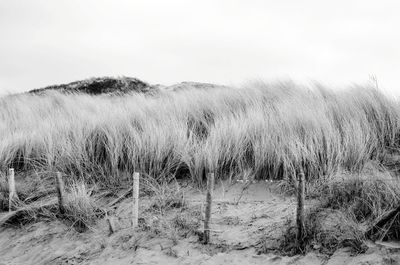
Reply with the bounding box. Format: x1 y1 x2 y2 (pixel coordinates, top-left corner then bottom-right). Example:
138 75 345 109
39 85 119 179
141 177 187 215
0 177 104 231
0 171 49 211
170 208 202 238
279 209 367 255
316 166 400 223
63 182 104 231
278 165 400 255
137 177 201 242
139 204 202 243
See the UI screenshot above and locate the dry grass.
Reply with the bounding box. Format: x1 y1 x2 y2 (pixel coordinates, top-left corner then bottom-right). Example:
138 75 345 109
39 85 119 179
314 165 400 222
0 176 102 231
63 181 104 231
141 176 187 215
2 81 400 253
1 82 399 187
278 208 367 255
276 164 400 255
137 179 202 244
139 203 202 244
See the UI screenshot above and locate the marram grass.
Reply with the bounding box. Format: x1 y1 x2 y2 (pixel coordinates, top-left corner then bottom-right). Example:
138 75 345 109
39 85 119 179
0 82 399 186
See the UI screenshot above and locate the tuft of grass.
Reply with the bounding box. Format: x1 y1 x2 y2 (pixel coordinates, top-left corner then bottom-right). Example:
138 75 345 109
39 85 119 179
276 165 400 255
63 182 104 231
278 208 367 256
139 204 202 243
0 173 104 229
170 208 202 238
138 178 201 242
141 177 187 215
312 165 400 223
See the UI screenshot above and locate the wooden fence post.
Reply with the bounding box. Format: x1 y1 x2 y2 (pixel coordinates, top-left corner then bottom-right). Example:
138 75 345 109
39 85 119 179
296 170 305 245
204 172 214 244
55 172 65 214
107 215 116 236
132 172 140 228
8 168 18 211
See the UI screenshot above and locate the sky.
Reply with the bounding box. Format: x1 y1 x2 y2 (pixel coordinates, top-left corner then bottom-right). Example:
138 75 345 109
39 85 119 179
0 0 399 97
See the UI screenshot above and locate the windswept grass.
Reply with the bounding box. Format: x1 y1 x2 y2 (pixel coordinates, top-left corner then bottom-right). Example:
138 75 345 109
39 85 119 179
0 82 399 187
3 81 400 254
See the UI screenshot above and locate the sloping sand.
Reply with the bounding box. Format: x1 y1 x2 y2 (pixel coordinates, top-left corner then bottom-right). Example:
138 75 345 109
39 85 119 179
1 182 399 265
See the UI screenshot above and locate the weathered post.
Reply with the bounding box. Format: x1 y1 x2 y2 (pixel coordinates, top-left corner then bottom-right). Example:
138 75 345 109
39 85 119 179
132 172 140 228
55 172 65 214
296 170 305 245
8 168 18 211
204 172 214 244
107 216 116 236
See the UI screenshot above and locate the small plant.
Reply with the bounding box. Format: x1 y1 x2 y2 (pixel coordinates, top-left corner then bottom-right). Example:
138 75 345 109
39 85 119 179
276 166 400 255
142 177 186 215
278 208 367 255
312 167 400 223
63 182 103 231
170 207 202 237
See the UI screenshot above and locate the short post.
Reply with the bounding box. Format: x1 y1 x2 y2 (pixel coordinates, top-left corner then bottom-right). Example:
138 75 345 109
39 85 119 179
107 216 116 236
132 172 140 228
296 170 305 245
55 172 65 214
8 168 19 211
204 172 214 244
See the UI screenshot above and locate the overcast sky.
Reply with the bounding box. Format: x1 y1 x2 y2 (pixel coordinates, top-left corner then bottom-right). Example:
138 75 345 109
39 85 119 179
0 0 399 96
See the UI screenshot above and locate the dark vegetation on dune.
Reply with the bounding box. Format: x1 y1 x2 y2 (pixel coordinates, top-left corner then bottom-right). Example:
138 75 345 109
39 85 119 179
29 76 155 95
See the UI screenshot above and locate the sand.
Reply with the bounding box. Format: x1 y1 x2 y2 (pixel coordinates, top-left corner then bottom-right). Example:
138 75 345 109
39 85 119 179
1 181 399 265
